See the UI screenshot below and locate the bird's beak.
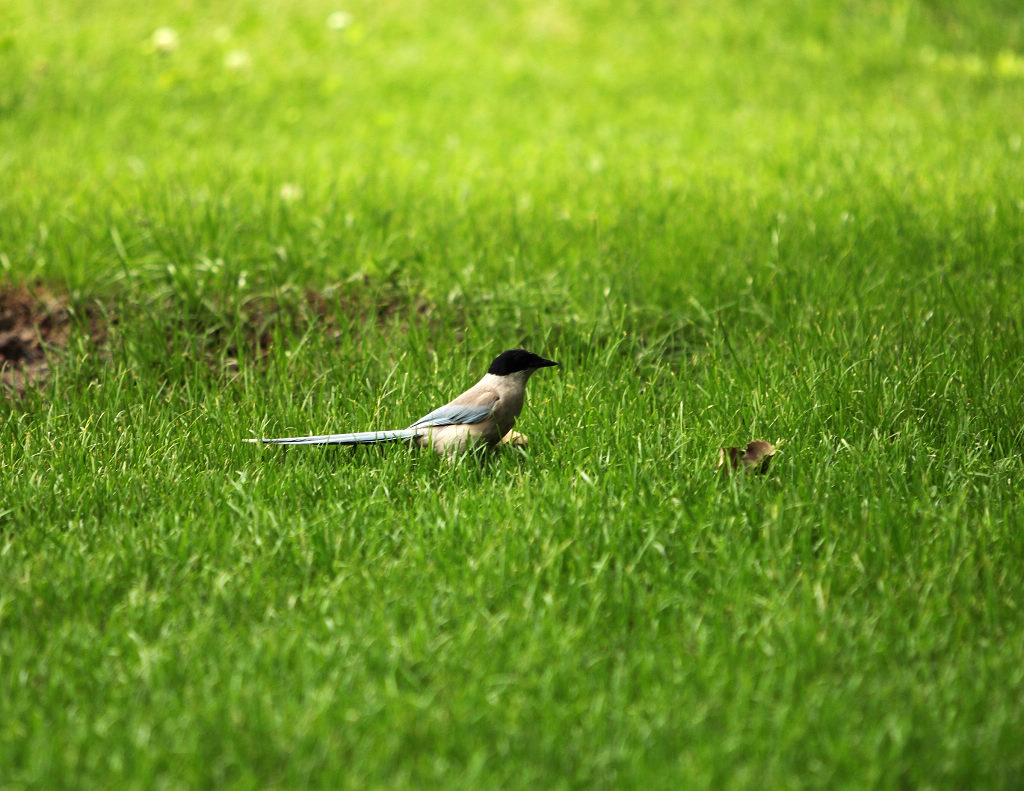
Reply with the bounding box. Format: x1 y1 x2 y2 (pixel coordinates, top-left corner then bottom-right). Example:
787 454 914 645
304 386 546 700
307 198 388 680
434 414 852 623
537 357 559 368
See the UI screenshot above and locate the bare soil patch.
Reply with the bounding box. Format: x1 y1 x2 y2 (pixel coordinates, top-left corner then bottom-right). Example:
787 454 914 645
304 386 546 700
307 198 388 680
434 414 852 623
1 281 433 396
0 284 106 397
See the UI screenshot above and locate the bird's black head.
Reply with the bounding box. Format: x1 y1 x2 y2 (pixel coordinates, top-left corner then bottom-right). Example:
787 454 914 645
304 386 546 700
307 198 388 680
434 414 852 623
488 349 559 376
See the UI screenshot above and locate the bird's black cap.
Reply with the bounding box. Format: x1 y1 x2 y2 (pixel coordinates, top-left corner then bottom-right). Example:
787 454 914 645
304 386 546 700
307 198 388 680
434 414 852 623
488 349 559 376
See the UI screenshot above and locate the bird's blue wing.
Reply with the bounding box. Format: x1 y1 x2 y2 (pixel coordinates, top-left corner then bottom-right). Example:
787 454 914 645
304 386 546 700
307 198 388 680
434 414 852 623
407 399 496 429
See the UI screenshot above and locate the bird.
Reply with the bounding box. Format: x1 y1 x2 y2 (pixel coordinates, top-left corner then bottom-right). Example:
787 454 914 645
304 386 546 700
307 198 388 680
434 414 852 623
246 348 559 455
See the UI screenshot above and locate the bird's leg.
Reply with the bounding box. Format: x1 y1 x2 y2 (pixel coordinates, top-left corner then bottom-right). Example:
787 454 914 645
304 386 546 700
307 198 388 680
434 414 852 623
500 429 529 447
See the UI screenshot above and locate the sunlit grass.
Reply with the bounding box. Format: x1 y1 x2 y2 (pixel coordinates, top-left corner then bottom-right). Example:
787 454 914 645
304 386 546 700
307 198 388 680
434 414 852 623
2 1 1024 788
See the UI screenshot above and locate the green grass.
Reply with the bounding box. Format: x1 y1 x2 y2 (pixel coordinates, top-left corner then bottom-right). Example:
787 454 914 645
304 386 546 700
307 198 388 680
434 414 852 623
3 0 1024 788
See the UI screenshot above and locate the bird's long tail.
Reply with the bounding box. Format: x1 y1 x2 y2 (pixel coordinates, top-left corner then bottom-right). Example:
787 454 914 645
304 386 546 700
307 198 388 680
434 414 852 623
245 429 421 446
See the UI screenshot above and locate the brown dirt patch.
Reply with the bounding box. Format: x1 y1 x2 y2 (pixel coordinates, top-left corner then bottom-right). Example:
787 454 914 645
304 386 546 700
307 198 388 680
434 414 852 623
0 284 106 397
0 281 434 396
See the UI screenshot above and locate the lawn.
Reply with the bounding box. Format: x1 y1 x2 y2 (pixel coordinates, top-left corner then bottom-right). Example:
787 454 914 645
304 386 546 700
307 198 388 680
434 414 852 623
2 0 1024 788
